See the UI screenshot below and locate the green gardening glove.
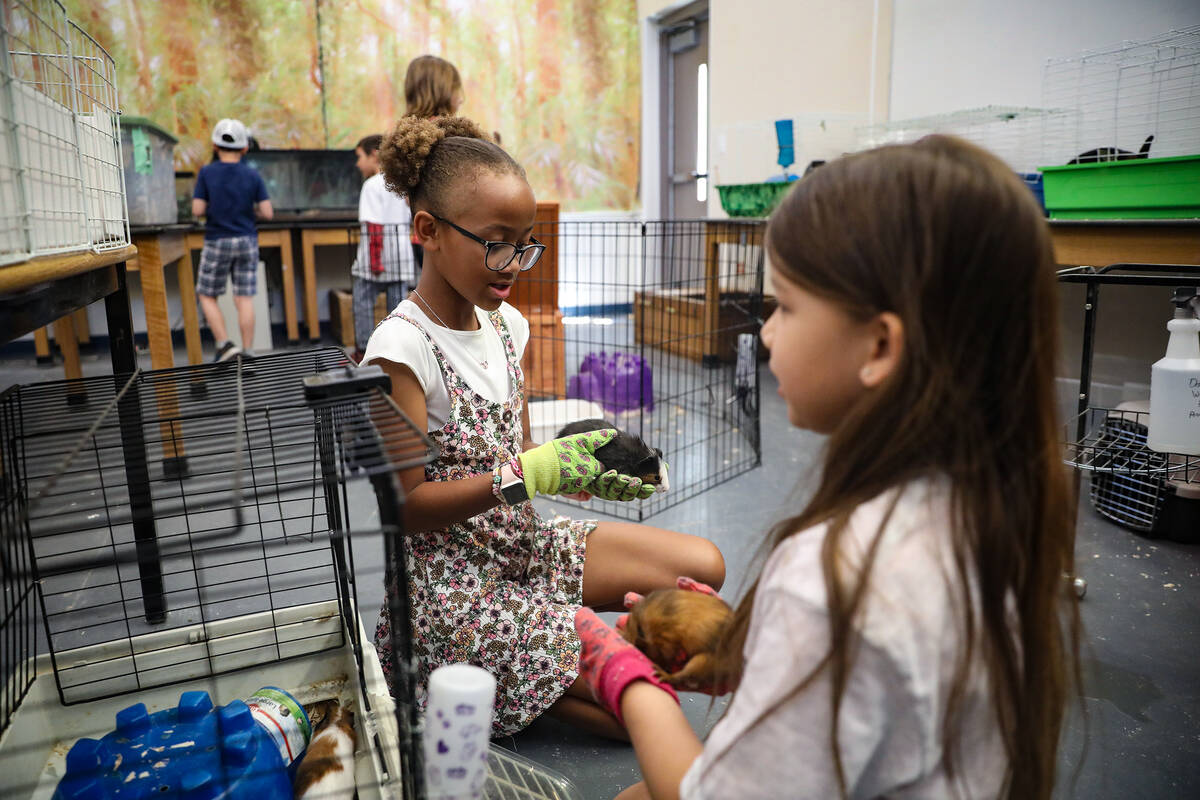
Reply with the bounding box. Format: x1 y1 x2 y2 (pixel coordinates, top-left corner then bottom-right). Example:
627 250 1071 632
517 429 617 497
589 470 658 501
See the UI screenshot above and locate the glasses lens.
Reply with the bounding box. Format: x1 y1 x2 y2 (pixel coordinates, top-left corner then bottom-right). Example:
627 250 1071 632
518 244 544 271
485 243 517 271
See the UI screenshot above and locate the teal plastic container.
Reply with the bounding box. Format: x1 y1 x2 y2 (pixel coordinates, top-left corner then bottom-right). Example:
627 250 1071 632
1039 154 1200 220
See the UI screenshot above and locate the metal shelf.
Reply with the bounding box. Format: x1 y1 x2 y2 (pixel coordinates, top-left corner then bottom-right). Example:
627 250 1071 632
1064 406 1197 477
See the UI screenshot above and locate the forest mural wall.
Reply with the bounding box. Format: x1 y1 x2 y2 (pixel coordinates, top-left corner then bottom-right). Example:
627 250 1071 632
65 0 641 211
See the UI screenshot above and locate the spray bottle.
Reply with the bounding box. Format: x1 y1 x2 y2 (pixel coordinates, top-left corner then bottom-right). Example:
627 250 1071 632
1147 287 1200 456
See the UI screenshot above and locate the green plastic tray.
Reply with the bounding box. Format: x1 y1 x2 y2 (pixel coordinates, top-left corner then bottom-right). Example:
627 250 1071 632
716 181 795 218
1039 154 1200 220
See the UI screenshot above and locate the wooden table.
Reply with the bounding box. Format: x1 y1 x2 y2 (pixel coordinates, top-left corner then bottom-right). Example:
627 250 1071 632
1049 219 1200 267
299 225 357 342
185 228 301 344
130 228 202 368
0 244 169 622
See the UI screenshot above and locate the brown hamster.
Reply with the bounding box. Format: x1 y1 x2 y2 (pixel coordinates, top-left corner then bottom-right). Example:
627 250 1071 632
620 588 732 691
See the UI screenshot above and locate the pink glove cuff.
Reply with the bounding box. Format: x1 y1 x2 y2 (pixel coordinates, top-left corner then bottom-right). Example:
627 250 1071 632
677 576 719 596
594 650 679 725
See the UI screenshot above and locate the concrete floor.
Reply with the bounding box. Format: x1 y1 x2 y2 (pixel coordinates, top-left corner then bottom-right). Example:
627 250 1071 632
3 339 1198 799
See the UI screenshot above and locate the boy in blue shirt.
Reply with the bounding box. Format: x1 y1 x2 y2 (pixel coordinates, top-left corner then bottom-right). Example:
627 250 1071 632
192 118 273 361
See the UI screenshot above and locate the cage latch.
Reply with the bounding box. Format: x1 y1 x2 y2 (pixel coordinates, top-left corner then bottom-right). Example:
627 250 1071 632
303 364 392 401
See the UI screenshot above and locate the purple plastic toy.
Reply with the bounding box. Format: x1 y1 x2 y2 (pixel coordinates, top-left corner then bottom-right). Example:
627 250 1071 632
567 352 654 413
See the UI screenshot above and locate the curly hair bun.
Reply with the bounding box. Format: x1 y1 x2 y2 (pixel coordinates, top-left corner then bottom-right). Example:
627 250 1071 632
378 115 493 199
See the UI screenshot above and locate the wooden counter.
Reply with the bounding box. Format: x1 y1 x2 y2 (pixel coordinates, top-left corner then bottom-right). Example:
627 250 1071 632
1050 220 1200 267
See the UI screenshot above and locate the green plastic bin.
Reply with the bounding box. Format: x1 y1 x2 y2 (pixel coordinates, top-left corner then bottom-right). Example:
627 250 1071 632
1039 154 1200 220
716 181 796 218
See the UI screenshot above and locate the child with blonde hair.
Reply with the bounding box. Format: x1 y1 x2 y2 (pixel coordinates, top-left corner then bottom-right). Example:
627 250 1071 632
404 55 463 118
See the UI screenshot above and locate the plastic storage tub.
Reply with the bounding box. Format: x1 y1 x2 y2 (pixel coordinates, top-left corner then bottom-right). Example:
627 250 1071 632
716 181 795 218
120 116 178 226
1040 155 1200 220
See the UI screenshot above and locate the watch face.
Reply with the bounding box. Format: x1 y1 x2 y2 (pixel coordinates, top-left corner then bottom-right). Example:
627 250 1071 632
501 482 528 504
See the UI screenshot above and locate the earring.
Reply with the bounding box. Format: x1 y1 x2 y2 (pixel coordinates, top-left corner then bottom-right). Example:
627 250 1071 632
860 366 873 383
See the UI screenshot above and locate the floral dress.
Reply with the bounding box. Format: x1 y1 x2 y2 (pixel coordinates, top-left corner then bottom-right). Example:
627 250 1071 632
373 310 594 736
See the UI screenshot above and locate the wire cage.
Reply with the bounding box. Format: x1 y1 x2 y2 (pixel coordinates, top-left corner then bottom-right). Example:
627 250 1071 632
1040 25 1200 166
525 219 768 521
0 349 584 798
0 0 129 266
331 218 768 523
855 105 1071 173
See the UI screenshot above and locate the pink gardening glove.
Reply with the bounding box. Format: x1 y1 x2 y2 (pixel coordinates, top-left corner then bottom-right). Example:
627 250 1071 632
575 607 678 725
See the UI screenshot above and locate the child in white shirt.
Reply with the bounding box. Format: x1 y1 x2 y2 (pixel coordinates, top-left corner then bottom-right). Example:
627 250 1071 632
350 134 416 358
575 135 1081 800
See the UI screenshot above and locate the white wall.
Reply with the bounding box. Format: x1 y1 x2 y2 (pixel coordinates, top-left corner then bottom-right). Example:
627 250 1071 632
639 0 893 217
890 0 1200 120
888 0 1200 393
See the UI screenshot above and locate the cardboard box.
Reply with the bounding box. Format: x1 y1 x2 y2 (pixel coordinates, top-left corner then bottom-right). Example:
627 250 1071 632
522 306 566 399
329 289 388 348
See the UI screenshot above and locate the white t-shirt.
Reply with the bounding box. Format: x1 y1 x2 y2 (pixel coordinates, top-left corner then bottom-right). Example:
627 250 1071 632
680 478 1008 800
351 172 416 282
361 299 529 432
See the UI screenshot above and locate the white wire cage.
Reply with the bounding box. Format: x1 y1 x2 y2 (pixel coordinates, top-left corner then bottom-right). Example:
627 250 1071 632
0 0 129 266
855 105 1072 174
1040 24 1200 167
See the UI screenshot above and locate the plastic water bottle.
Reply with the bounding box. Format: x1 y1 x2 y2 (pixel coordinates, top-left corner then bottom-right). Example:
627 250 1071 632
1147 288 1200 456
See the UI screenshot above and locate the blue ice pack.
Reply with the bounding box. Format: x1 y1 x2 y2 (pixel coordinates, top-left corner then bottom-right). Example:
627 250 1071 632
53 691 293 800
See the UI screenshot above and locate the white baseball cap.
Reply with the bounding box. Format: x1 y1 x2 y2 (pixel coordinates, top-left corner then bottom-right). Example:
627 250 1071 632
211 118 249 149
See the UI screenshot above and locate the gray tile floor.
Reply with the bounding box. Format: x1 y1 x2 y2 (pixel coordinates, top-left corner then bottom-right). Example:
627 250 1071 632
3 340 1198 799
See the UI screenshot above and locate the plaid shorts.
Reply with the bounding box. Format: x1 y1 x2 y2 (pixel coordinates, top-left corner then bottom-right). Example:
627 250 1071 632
196 235 259 297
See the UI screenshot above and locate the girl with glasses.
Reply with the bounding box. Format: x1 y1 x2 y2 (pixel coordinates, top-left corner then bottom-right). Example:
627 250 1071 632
361 115 725 741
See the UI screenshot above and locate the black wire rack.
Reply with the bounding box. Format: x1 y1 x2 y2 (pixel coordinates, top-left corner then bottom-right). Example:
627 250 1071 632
1058 264 1200 537
1065 405 1199 533
332 218 769 521
0 347 436 798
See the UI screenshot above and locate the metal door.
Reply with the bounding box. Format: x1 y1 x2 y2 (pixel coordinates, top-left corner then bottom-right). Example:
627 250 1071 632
662 11 708 219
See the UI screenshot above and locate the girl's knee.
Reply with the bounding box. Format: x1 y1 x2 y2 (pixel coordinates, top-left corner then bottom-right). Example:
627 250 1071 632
691 538 725 590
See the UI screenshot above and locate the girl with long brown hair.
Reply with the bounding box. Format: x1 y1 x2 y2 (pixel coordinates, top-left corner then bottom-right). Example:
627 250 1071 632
575 135 1081 799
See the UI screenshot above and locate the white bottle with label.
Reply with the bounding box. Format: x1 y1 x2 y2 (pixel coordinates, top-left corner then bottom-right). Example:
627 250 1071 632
1147 288 1200 456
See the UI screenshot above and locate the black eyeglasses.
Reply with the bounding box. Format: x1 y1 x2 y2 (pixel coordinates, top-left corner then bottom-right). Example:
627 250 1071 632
431 214 545 272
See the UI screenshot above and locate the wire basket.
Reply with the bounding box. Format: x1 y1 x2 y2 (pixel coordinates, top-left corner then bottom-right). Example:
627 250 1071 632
0 0 129 266
1064 405 1199 533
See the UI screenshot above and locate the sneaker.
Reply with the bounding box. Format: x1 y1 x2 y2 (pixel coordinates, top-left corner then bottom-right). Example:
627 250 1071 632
214 341 242 362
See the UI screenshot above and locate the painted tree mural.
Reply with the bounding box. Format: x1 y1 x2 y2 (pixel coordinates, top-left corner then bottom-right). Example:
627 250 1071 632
64 0 641 211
